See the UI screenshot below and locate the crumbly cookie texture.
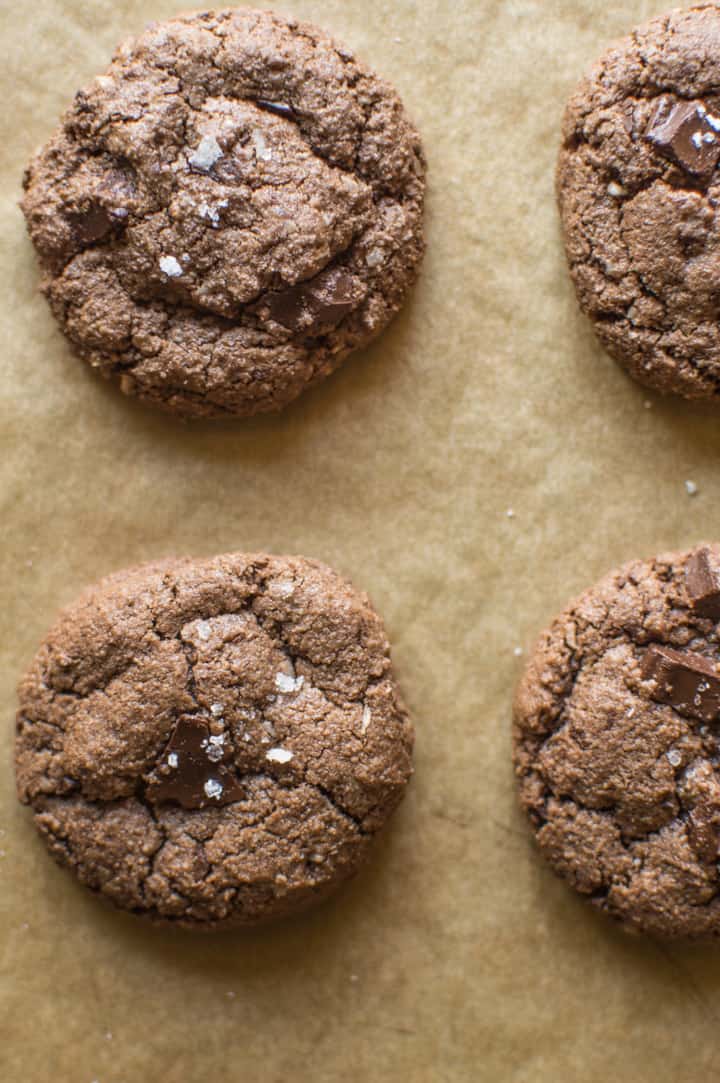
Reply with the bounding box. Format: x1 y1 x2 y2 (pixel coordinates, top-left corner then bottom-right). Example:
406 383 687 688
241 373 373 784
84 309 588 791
21 9 425 418
514 544 720 939
15 554 413 928
558 4 720 399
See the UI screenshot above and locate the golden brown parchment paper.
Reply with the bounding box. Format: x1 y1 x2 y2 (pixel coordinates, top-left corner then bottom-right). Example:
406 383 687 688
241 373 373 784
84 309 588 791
4 1 720 1080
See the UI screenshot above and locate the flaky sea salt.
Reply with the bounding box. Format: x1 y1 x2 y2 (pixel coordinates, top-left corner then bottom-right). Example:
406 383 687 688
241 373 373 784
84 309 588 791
252 129 272 161
275 672 304 693
266 747 293 764
188 133 223 171
159 255 182 278
204 778 224 800
203 734 225 762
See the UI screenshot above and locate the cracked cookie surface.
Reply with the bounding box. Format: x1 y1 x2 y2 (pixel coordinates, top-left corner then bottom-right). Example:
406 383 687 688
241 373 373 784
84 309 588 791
513 544 720 938
21 8 425 418
557 4 720 399
15 553 413 928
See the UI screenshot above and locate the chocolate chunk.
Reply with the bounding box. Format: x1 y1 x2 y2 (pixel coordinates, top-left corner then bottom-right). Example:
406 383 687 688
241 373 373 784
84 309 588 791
266 268 360 332
266 283 309 331
641 644 720 723
256 99 295 119
71 205 114 243
145 715 243 809
687 802 720 863
685 548 720 620
645 99 720 179
310 268 357 325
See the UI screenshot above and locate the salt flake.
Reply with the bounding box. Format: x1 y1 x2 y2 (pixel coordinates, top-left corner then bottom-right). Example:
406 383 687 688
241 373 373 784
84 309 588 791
159 255 182 278
188 134 223 171
275 672 304 694
266 747 293 764
204 778 224 800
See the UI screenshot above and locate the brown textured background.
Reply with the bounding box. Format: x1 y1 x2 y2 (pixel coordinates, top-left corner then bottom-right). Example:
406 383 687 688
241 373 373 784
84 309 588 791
3 1 720 1081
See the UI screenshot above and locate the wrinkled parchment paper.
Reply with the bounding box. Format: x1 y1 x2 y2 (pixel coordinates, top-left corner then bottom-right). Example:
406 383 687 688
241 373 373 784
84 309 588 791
4 2 720 1080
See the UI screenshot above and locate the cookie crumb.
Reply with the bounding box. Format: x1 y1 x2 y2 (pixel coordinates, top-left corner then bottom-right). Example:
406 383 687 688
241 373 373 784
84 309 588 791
210 703 224 717
607 180 625 197
361 705 372 734
667 749 682 767
159 255 183 278
266 747 293 763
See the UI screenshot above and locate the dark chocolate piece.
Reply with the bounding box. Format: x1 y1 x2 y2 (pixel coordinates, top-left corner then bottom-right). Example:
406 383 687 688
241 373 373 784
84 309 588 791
687 802 720 864
641 644 720 723
256 99 295 119
266 268 359 333
685 548 720 620
145 715 243 809
645 99 720 179
71 205 114 243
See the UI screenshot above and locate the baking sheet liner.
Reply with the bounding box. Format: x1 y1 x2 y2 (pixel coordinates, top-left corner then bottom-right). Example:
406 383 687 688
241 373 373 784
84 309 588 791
4 1 720 1080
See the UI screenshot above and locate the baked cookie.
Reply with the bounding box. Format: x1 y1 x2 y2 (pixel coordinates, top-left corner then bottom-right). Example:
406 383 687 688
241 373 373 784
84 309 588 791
21 9 425 418
558 4 720 400
15 553 413 928
514 544 720 938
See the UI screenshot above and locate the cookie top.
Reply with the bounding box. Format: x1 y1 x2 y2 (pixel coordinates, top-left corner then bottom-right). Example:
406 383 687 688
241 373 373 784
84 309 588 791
557 4 720 399
514 544 720 939
15 553 413 928
21 9 425 418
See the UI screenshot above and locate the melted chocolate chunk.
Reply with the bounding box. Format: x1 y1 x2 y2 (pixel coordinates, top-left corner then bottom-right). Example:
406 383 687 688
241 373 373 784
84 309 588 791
71 205 115 243
685 548 720 620
256 99 295 119
265 268 360 333
645 99 720 179
687 802 720 863
145 715 243 809
642 644 720 723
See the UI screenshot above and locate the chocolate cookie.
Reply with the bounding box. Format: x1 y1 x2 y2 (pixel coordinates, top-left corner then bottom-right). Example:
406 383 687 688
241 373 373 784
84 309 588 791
15 554 413 928
514 544 720 938
21 9 425 418
558 5 720 400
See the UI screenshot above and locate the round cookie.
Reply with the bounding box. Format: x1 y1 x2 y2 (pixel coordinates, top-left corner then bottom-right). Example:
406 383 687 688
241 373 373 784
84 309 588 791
15 553 413 928
21 9 425 418
514 544 720 938
558 4 720 400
